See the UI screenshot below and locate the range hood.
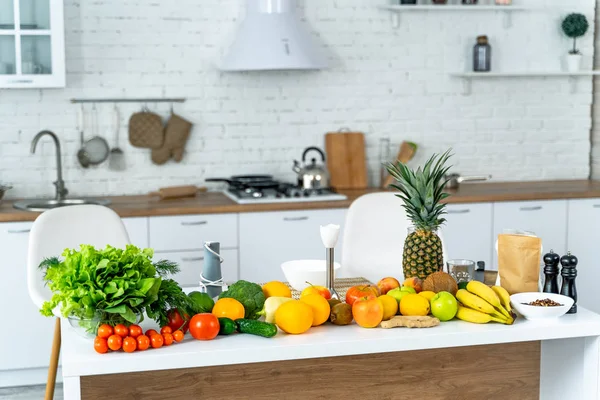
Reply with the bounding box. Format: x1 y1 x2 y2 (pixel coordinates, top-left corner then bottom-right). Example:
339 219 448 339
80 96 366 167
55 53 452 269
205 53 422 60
221 0 327 72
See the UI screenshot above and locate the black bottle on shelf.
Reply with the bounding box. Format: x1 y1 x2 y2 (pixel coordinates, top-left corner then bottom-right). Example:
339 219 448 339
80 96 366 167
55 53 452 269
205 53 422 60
473 35 491 72
542 251 560 294
560 252 578 314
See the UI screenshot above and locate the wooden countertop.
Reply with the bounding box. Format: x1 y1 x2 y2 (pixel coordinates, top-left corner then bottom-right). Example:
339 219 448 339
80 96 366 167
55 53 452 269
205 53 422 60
2 180 600 223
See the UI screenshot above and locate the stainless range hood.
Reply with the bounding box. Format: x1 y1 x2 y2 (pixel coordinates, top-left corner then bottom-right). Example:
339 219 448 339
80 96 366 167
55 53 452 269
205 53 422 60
221 0 328 72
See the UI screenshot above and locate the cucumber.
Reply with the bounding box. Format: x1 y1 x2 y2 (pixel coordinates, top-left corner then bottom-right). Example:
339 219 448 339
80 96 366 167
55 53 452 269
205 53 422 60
218 317 236 335
235 319 277 338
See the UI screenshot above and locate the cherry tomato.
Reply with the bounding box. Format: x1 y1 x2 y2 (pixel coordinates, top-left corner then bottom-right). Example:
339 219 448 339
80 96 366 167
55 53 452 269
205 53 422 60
122 337 137 353
160 326 172 335
137 335 150 351
188 313 220 341
94 336 108 354
107 334 123 351
162 333 174 346
167 309 189 333
150 334 164 348
114 324 129 338
172 330 184 343
97 324 113 339
145 329 158 337
128 325 142 338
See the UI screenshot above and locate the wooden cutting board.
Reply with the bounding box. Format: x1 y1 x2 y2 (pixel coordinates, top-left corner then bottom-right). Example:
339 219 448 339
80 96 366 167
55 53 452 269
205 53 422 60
325 131 368 189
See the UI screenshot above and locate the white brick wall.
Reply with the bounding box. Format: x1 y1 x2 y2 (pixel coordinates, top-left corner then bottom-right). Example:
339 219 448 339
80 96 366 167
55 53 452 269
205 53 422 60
0 0 596 198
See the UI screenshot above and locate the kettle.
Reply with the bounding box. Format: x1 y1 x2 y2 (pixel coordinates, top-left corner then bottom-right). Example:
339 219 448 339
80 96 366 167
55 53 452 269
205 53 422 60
293 147 330 190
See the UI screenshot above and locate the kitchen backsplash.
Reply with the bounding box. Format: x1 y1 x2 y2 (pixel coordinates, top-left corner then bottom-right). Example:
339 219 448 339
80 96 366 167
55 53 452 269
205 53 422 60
0 0 595 198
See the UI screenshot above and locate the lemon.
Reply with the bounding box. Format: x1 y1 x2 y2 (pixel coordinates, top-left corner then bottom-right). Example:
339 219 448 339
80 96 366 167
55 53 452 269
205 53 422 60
262 281 292 298
400 294 431 316
419 291 436 302
378 294 399 321
275 300 313 334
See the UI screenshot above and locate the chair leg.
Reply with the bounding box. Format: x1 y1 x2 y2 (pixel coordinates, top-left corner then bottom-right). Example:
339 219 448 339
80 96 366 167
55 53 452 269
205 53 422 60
45 317 61 400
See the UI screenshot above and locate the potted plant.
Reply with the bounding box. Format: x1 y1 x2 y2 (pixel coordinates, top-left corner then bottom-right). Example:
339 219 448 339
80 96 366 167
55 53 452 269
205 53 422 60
561 13 589 72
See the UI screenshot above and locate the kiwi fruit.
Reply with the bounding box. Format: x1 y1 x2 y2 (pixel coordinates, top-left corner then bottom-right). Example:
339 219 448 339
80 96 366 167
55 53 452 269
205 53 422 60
327 298 341 308
330 303 353 326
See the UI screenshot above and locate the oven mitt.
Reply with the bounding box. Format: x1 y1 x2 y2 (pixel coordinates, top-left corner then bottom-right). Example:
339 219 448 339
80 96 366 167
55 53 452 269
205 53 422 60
129 111 164 149
151 147 171 165
163 113 193 162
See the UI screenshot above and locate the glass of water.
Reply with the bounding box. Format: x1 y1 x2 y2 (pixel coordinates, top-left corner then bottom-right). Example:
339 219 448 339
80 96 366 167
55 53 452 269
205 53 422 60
447 259 476 283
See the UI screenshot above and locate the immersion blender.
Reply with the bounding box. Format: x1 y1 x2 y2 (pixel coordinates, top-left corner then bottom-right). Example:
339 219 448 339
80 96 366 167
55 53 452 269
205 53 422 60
320 224 341 300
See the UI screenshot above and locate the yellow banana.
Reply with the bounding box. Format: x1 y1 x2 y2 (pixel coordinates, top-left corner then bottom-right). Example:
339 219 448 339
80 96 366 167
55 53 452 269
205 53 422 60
456 289 508 321
456 305 508 324
467 281 512 320
492 285 512 313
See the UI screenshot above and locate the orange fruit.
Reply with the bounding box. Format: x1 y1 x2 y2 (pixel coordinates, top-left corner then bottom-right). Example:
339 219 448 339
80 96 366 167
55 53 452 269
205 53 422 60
352 297 384 328
299 294 331 326
212 298 245 320
378 294 398 321
419 291 436 302
262 281 292 298
275 300 313 334
400 294 431 316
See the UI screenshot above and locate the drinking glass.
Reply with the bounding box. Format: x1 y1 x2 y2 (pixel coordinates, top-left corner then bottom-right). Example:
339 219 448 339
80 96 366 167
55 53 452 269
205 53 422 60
447 259 476 283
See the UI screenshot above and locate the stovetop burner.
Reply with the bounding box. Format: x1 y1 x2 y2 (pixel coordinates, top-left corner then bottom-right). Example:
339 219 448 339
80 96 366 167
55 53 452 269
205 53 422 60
223 182 347 204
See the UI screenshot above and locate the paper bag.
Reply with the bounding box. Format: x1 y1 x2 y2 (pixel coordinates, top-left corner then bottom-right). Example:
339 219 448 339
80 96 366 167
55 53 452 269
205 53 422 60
497 233 542 295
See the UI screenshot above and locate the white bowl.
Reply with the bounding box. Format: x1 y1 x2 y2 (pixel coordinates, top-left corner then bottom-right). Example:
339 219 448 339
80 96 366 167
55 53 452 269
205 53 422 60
281 260 341 291
510 292 574 320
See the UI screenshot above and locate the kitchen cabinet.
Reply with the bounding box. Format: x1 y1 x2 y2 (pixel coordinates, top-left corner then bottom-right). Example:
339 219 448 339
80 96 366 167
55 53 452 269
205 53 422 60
239 209 347 283
443 203 493 270
157 249 239 288
492 200 567 270
122 217 148 248
0 0 65 88
567 199 600 314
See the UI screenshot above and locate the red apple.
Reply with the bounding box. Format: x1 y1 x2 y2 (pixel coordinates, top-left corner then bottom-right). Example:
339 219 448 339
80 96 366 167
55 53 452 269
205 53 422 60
403 277 423 294
377 277 401 295
301 283 331 300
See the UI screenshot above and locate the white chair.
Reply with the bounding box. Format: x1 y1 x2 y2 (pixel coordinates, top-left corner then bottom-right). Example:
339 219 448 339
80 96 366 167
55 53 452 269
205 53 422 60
27 205 130 400
341 192 448 283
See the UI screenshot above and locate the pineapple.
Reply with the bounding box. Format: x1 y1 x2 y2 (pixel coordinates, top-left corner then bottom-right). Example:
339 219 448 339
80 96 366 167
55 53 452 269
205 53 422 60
386 149 452 280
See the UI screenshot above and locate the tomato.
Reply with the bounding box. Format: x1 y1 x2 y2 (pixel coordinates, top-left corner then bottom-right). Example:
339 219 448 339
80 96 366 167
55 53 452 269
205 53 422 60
97 324 113 339
160 326 172 335
122 337 137 353
94 336 108 354
150 334 164 348
114 324 129 338
107 334 123 351
345 285 380 306
137 335 150 351
128 325 142 338
145 329 158 337
162 333 174 346
167 309 189 333
172 330 184 343
188 313 220 341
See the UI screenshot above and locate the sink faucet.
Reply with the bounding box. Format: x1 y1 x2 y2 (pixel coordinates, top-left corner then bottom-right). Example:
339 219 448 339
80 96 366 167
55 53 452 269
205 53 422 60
31 130 68 200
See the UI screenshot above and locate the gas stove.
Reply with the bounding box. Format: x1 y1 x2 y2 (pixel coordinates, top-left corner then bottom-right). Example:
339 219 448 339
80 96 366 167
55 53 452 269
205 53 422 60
223 183 347 204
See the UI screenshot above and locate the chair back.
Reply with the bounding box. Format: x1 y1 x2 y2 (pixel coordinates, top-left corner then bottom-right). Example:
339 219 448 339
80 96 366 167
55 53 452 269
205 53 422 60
27 205 130 312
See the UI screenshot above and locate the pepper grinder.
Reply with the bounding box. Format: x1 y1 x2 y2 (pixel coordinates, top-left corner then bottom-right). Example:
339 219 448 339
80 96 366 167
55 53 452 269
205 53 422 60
320 224 340 300
542 250 560 294
560 252 578 314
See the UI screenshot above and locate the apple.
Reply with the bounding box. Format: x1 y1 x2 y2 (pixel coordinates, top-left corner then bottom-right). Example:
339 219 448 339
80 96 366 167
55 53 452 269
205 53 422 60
402 277 423 293
387 286 416 304
430 291 458 322
377 277 401 295
301 284 331 300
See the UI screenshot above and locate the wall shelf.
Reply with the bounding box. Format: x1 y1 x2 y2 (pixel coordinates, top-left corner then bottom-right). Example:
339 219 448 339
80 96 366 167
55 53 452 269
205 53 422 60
378 4 530 28
449 71 600 95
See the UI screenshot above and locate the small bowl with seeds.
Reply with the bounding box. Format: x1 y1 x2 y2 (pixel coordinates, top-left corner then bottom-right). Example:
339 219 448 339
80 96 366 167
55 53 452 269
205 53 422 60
510 292 574 321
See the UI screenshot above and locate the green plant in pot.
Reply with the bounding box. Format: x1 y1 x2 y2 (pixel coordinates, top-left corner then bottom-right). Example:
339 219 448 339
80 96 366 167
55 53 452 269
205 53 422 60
386 149 452 280
562 13 589 72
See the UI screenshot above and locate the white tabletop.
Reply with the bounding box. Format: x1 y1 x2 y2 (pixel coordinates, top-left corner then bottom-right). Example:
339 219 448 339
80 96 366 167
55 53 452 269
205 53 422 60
61 307 600 378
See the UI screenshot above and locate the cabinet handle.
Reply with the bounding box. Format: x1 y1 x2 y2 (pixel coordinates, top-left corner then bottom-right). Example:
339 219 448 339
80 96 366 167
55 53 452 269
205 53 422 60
447 209 471 214
181 221 207 226
7 229 30 234
593 205 600 208
283 216 309 221
519 206 542 211
181 257 204 262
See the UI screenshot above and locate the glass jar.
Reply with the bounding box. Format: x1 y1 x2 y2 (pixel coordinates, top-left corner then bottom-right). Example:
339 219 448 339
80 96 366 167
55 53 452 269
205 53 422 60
432 0 447 4
462 0 478 4
473 35 491 72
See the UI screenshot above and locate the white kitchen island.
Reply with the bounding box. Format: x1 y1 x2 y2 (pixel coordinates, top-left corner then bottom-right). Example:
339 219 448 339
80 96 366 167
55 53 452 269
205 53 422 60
60 308 600 400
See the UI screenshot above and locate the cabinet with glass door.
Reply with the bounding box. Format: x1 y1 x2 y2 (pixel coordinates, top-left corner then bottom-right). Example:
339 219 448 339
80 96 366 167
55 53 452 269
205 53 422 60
0 0 64 88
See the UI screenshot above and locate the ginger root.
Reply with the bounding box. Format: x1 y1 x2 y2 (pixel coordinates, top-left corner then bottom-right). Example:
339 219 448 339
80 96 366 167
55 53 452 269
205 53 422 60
380 316 440 329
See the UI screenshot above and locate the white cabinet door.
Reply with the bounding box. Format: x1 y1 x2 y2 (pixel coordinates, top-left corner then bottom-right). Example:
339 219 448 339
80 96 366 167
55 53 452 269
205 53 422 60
122 217 148 248
239 209 346 283
492 200 567 270
0 222 56 374
443 203 493 270
0 0 65 88
156 249 239 288
567 199 600 314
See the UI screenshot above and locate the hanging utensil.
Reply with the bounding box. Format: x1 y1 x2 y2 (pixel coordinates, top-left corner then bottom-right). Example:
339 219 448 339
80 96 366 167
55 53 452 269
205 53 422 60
83 103 110 166
108 104 125 171
76 105 91 168
383 141 418 188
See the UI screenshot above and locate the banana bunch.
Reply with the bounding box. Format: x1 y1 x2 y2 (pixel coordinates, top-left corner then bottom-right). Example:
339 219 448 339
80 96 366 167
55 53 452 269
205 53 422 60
455 281 515 325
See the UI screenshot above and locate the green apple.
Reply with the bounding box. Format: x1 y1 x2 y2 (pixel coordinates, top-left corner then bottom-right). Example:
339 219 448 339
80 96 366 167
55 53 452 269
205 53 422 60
387 286 416 304
430 291 458 322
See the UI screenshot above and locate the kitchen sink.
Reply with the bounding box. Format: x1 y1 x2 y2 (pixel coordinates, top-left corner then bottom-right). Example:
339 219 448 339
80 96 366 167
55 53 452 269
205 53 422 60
13 198 112 212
